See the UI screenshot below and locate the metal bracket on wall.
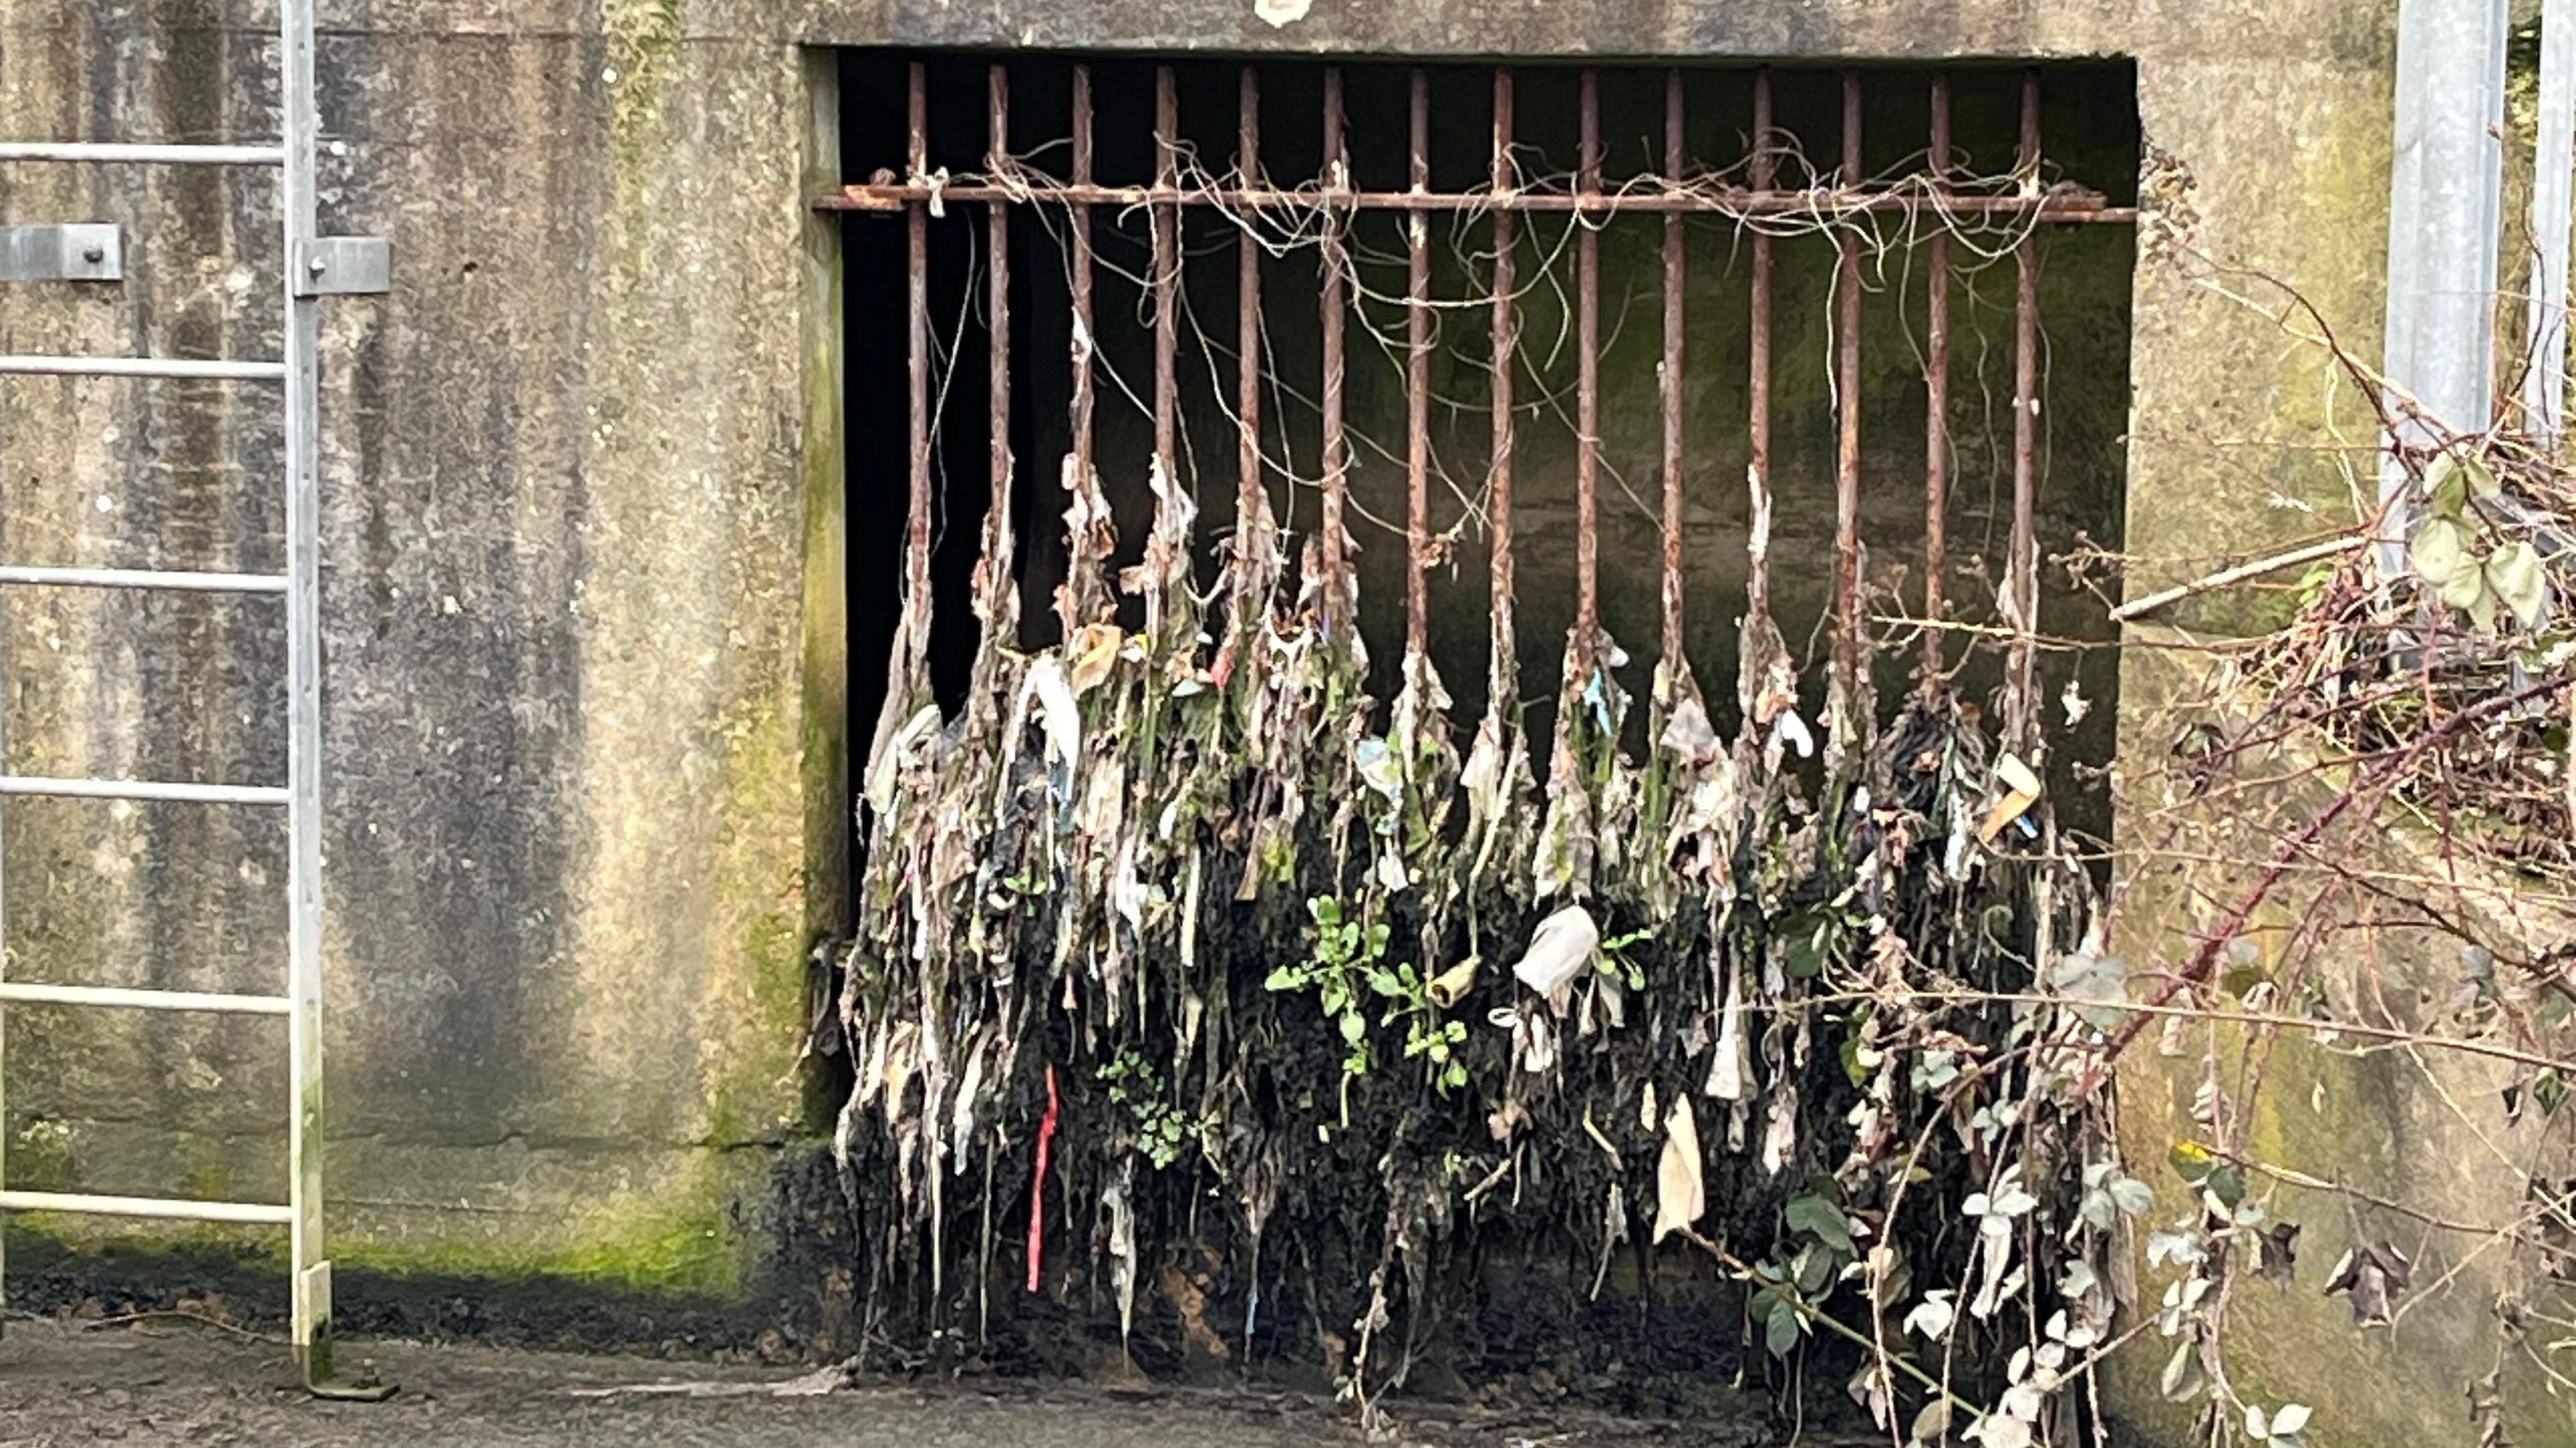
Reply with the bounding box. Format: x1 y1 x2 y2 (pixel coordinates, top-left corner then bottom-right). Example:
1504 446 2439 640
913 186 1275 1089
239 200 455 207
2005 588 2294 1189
0 224 121 283
292 236 390 297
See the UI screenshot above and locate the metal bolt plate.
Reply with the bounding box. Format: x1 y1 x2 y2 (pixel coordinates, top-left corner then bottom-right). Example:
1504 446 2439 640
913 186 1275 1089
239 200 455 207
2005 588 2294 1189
0 225 122 283
291 236 390 297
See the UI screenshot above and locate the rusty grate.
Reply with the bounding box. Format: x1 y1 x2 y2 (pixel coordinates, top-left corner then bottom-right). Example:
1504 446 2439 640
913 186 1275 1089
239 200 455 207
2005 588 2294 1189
823 58 2134 765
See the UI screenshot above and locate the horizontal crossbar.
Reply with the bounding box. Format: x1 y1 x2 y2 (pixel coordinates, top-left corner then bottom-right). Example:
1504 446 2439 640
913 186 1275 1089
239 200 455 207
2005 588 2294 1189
0 565 288 594
0 355 287 382
0 1189 292 1225
0 981 289 1015
822 180 2138 223
0 142 284 166
0 776 288 805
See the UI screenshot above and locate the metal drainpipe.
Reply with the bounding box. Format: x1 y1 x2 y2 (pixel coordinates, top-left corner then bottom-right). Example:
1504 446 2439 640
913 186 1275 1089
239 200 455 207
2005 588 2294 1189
2526 0 2576 455
2379 0 2510 581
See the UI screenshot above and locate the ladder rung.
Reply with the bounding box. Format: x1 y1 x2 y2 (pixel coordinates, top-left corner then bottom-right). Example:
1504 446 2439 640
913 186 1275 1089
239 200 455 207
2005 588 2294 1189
0 142 284 166
0 776 288 806
0 1189 291 1225
0 565 288 594
0 981 289 1015
0 355 286 382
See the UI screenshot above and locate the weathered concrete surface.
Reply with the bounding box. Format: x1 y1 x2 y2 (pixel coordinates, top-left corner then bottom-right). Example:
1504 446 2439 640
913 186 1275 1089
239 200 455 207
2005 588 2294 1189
2106 636 2576 1447
0 5 837 1312
0 0 2429 1431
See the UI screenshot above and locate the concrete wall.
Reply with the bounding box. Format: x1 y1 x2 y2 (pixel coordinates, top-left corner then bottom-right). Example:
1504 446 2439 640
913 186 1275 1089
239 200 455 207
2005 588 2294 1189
0 0 2408 1400
0 3 843 1325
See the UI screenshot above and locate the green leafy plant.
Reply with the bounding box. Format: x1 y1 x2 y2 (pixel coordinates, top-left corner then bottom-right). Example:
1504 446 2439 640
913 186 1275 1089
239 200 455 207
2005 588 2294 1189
1266 895 1392 1080
1382 962 1470 1094
1597 928 1651 990
1097 1049 1197 1170
2408 451 2548 630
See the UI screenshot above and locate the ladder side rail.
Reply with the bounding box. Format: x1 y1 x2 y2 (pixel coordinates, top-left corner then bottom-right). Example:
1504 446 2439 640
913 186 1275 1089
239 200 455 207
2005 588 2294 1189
281 0 333 1382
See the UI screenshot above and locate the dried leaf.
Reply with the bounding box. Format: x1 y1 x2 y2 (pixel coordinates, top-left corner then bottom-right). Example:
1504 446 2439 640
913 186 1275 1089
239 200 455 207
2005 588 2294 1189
2485 540 2547 628
1652 1098 1705 1243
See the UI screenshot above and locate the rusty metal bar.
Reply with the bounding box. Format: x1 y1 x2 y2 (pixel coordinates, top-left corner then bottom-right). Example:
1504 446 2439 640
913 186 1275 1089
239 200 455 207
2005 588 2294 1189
1153 66 1180 492
1071 64 1095 504
1831 70 1863 716
1572 68 1601 676
1658 68 1685 681
1405 68 1432 669
987 64 1016 611
2008 66 2042 753
1489 69 1518 712
1923 73 1951 682
1237 66 1264 581
1747 69 1774 634
1320 68 1350 638
825 182 2131 222
906 60 932 681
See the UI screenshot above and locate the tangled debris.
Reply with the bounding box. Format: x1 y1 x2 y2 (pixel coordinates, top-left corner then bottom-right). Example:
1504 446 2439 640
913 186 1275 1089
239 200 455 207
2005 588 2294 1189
832 90 2151 1441
836 368 2142 1448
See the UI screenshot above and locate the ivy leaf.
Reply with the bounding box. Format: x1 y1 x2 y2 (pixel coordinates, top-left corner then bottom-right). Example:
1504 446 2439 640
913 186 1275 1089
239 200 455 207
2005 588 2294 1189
1785 1192 1856 1254
2410 514 2471 588
2423 453 2495 518
1903 1290 1956 1342
2204 1163 2246 1209
2108 1176 2155 1217
2049 949 2131 1029
1784 932 1827 979
2485 541 2548 628
2464 574 2500 632
1966 1413 2031 1448
2464 452 2503 502
2159 1342 2202 1401
1764 1298 1802 1358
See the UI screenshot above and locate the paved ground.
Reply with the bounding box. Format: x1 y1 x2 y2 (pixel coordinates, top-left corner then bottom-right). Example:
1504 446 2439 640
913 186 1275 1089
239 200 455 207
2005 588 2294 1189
0 1315 1827 1448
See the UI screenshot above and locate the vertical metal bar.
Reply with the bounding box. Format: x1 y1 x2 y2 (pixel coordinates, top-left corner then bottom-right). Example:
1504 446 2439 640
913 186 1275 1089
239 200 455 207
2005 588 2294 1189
1747 69 1774 635
906 62 932 679
2379 0 2510 576
1658 69 1685 683
1489 69 1518 714
2008 67 2041 755
1405 68 1432 670
282 0 330 1384
1923 74 1951 681
0 158 9 1339
986 64 1016 633
1573 69 1601 676
1320 68 1350 638
1071 64 1095 508
1831 69 1864 724
1152 66 1180 494
1238 66 1265 581
2529 0 2576 451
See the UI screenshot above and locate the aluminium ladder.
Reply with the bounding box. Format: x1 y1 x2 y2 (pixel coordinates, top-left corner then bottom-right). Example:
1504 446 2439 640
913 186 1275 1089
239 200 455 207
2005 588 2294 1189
0 0 388 1398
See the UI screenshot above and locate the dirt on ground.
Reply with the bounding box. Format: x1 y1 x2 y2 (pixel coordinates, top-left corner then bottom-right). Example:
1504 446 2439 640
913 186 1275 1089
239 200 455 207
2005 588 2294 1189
0 1315 1855 1448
